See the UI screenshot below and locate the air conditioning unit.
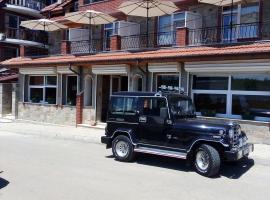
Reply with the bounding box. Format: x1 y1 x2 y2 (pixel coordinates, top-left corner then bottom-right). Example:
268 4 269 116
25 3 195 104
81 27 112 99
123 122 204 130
0 33 6 41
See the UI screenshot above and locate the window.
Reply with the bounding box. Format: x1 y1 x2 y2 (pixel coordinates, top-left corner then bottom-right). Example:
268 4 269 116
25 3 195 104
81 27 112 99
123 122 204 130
231 74 270 91
28 76 57 104
193 76 228 90
156 74 179 91
222 2 260 41
194 94 227 115
103 22 119 50
141 98 167 117
133 75 143 91
111 97 137 115
158 12 185 45
66 76 78 106
192 73 270 121
84 0 104 5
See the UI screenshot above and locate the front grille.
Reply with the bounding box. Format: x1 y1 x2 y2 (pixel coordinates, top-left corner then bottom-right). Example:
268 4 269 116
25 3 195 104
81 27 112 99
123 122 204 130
232 126 241 148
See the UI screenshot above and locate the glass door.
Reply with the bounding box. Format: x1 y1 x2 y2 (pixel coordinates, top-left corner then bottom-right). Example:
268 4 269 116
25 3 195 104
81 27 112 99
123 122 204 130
222 14 237 42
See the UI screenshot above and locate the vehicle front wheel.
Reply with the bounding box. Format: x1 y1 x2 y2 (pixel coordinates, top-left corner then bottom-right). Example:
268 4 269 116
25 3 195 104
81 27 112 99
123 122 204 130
194 144 221 177
112 135 135 162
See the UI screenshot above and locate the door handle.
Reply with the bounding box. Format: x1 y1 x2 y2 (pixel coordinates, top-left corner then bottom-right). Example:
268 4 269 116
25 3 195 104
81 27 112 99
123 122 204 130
139 116 147 123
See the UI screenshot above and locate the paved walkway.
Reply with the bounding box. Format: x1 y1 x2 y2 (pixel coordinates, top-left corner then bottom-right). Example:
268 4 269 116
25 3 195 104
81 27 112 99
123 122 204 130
0 118 269 145
0 119 104 144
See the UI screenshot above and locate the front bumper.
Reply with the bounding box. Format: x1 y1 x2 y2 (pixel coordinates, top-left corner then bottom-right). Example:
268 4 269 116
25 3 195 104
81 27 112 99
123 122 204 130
101 136 112 148
224 143 254 161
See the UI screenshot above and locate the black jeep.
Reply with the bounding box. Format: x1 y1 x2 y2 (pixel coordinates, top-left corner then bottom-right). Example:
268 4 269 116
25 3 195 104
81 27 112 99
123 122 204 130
101 91 254 177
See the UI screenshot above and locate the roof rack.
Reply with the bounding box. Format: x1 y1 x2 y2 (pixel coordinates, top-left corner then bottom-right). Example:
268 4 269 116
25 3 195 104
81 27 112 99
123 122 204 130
156 85 185 95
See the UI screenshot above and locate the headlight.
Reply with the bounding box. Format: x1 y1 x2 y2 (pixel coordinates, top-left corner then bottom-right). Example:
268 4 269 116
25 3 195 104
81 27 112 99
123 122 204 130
228 129 234 139
237 127 241 135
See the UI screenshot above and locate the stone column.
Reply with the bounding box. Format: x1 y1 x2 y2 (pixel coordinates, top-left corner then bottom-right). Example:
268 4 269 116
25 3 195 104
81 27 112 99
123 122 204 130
12 83 19 118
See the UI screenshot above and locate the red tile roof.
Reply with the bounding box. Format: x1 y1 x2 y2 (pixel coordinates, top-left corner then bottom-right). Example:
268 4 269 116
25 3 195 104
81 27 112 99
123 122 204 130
41 0 73 13
0 69 18 82
2 42 270 67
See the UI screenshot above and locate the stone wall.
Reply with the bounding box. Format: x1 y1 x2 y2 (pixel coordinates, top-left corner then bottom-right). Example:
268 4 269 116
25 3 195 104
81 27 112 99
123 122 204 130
82 107 96 125
18 103 76 125
0 83 12 117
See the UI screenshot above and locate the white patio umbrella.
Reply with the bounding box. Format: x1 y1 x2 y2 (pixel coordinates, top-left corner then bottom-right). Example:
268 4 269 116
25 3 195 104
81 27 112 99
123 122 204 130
118 0 178 47
64 10 116 53
199 0 242 6
20 19 67 32
20 19 68 48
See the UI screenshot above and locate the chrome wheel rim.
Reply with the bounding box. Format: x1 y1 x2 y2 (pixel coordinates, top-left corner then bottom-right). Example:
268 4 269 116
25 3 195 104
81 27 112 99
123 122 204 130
196 150 210 171
115 141 129 158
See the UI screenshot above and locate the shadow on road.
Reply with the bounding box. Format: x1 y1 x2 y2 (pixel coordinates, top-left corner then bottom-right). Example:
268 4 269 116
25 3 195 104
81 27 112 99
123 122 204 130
0 177 9 190
109 153 254 179
220 158 255 179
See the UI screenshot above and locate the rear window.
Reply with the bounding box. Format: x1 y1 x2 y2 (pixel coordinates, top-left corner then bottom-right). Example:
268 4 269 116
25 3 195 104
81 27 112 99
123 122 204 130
110 97 137 115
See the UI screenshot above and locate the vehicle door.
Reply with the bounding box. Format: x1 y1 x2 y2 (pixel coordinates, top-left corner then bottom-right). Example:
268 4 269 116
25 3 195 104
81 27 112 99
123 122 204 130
137 97 169 146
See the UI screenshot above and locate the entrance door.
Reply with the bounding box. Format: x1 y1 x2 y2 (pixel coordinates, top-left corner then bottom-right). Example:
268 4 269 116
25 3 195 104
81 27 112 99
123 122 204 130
100 75 129 122
111 76 128 93
101 75 111 122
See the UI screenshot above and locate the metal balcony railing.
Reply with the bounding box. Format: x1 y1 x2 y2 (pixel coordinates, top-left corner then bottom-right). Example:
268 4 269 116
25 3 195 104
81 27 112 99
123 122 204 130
121 31 176 50
7 0 46 11
5 27 48 44
188 22 268 46
70 39 105 54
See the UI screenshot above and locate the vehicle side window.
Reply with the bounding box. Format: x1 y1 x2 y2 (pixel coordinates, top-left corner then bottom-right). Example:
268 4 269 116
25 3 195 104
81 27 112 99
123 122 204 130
141 98 167 117
111 97 137 116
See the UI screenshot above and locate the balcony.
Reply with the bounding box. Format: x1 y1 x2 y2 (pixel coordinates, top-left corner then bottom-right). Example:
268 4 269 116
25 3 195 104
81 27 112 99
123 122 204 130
5 27 48 45
7 0 46 11
121 32 176 50
5 0 45 17
21 22 270 58
189 22 269 46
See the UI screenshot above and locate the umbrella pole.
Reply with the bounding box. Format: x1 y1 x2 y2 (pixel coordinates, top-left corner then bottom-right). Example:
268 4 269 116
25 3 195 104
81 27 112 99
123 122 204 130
146 1 149 48
230 0 234 43
89 16 92 53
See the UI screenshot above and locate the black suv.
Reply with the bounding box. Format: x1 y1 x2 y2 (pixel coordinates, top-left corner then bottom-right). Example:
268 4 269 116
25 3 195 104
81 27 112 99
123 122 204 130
101 91 254 177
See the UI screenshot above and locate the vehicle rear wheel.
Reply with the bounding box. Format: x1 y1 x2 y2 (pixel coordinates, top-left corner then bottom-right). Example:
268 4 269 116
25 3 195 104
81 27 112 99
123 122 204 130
194 144 221 177
112 135 135 162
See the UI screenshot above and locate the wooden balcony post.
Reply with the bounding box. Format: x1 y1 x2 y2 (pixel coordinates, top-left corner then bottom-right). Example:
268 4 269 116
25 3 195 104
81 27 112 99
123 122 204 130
110 35 122 51
176 27 189 46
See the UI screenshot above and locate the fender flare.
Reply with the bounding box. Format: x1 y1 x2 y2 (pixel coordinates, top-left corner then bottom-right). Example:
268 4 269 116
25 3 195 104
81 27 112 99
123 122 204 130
111 128 137 145
187 139 229 153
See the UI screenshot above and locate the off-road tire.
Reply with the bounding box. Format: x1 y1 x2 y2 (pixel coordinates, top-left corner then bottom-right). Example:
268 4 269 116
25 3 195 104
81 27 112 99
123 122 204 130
112 135 135 162
194 144 221 177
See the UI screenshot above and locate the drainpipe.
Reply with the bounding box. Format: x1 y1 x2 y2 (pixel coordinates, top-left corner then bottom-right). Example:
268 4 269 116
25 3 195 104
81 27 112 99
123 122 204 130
69 63 82 93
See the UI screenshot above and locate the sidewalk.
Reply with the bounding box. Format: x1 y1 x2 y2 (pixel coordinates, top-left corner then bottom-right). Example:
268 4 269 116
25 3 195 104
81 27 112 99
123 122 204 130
0 119 104 144
0 118 269 145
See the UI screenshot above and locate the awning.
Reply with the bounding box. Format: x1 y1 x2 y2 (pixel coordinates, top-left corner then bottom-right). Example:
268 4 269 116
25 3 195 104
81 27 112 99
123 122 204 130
148 62 181 73
185 59 270 73
19 67 56 75
199 0 242 6
91 64 129 75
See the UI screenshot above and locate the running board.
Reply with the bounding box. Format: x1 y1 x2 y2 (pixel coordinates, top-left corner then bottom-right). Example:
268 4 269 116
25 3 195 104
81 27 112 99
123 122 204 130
134 146 187 159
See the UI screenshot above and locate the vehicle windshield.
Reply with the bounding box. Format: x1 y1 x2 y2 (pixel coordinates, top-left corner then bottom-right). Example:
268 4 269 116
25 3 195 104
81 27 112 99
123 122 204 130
169 97 195 118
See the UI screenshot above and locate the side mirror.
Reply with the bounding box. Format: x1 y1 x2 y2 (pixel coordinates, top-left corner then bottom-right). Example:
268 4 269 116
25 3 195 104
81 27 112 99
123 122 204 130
160 107 169 119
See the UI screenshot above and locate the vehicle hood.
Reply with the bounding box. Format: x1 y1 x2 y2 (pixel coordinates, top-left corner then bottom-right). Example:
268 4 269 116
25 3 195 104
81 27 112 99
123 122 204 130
173 118 234 135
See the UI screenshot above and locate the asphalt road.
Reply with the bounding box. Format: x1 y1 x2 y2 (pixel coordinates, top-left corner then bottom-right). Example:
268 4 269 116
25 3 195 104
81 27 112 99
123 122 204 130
0 131 270 200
